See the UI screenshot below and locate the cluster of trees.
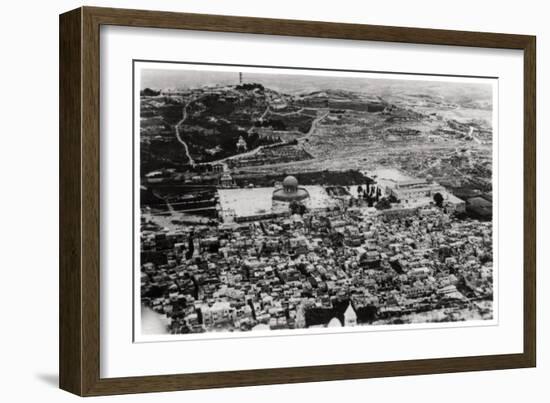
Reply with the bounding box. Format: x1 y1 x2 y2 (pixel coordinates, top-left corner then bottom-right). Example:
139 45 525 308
356 183 383 208
289 201 308 215
433 192 444 207
140 87 160 96
255 118 287 130
255 113 315 133
374 198 392 210
236 83 265 91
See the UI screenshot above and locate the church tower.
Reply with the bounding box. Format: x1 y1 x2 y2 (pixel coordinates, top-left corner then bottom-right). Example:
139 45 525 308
343 302 357 327
236 135 247 152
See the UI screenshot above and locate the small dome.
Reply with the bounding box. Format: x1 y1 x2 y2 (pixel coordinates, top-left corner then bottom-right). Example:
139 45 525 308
327 317 342 328
283 175 298 189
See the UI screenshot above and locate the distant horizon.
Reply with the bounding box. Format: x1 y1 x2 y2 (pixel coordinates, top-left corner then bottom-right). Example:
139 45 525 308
140 66 493 102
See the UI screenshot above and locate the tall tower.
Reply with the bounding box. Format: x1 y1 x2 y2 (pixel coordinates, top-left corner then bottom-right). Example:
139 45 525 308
344 302 357 327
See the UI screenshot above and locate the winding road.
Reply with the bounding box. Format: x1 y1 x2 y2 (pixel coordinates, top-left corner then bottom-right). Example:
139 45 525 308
301 109 330 143
175 96 205 166
258 106 270 121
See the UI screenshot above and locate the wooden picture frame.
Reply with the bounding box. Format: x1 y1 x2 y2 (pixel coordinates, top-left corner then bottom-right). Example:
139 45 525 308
59 6 536 396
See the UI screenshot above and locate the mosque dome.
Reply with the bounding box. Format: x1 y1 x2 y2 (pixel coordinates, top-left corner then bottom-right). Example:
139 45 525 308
283 175 299 190
272 175 310 202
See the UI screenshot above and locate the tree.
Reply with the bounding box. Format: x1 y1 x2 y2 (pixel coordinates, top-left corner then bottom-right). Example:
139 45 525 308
433 192 444 207
375 198 391 210
388 194 399 203
289 201 307 215
141 87 160 96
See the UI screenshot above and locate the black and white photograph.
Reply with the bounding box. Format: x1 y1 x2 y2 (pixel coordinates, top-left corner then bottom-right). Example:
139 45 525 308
136 62 496 338
1 0 542 399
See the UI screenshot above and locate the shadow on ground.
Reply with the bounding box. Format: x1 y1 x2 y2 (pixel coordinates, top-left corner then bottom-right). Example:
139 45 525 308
35 373 58 388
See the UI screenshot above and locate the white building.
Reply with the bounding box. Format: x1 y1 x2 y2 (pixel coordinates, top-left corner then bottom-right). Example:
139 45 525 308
201 301 235 327
343 303 357 327
386 177 445 202
384 172 465 212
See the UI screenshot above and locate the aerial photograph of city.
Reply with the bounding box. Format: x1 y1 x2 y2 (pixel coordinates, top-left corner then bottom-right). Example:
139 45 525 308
137 63 495 338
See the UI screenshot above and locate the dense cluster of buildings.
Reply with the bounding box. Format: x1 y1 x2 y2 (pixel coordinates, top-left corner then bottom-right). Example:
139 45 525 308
140 172 493 334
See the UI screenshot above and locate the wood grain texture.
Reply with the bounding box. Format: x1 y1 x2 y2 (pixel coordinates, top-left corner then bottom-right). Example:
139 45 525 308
85 6 532 49
59 6 537 396
81 6 102 396
523 38 536 367
59 8 83 396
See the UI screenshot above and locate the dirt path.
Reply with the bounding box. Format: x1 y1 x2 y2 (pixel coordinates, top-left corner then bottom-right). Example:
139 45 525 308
175 100 196 165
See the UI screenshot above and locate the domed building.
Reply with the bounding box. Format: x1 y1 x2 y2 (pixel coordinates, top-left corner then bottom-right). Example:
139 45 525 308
218 173 338 223
327 317 343 328
272 175 310 203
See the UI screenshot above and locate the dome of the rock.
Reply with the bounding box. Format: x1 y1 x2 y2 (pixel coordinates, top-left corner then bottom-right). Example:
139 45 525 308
272 175 310 203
